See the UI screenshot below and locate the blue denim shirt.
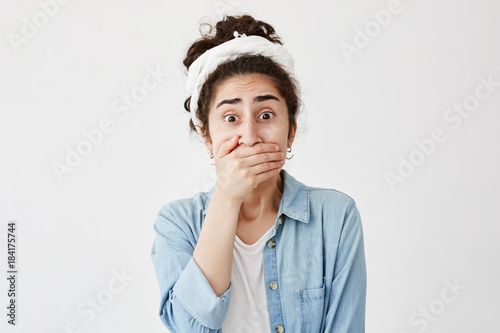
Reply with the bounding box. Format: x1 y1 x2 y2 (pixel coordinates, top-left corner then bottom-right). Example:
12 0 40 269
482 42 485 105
150 169 367 332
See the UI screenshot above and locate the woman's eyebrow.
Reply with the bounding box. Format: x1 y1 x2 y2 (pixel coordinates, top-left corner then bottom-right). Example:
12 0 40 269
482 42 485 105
216 94 279 109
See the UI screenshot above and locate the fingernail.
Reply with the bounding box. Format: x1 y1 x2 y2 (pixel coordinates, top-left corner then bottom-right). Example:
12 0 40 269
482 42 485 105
275 145 279 151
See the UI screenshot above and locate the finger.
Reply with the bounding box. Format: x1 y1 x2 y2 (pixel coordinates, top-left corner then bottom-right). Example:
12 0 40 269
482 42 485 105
251 159 284 175
252 165 282 187
216 135 239 159
245 151 284 168
234 142 281 159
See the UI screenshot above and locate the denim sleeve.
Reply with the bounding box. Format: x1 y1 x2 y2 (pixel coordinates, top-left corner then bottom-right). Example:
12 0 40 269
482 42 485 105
323 202 367 333
150 206 232 332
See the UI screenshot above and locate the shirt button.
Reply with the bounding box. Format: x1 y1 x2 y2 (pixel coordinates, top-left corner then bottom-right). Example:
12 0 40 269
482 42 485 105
267 240 276 248
269 282 278 290
276 325 284 332
278 217 283 224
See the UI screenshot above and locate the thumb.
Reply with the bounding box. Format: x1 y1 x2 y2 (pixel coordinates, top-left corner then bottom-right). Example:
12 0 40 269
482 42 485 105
218 135 239 158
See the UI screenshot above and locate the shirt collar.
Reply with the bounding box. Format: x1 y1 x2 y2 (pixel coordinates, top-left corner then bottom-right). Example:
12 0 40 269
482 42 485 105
202 169 310 223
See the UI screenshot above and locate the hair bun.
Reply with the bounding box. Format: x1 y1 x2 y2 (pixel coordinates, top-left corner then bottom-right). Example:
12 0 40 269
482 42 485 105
183 15 283 72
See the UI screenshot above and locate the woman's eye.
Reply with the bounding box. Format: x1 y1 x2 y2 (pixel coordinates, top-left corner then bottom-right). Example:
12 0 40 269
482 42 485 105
223 111 274 123
260 111 274 120
223 114 239 123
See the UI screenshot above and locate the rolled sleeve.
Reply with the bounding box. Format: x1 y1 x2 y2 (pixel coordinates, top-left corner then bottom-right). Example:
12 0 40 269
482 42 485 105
151 205 232 332
173 256 232 328
323 202 367 333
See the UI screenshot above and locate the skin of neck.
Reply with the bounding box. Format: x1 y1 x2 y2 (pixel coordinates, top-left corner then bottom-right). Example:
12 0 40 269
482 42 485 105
239 170 284 222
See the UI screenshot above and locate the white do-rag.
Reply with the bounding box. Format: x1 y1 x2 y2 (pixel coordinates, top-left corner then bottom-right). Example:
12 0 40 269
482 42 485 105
186 31 296 135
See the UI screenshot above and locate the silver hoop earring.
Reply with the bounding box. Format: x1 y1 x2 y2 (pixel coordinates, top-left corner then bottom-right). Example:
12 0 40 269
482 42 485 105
286 146 294 160
207 150 215 165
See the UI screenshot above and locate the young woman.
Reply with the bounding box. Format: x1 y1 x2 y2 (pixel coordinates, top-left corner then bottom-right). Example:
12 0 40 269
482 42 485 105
151 15 367 333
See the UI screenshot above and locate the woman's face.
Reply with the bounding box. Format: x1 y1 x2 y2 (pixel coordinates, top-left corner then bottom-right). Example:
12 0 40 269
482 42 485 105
203 73 296 159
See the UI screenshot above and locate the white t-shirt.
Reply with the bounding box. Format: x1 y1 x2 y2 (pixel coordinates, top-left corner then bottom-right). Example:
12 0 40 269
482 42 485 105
222 225 275 332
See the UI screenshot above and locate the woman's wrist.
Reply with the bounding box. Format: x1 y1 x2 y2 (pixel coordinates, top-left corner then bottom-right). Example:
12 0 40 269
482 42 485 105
212 184 244 207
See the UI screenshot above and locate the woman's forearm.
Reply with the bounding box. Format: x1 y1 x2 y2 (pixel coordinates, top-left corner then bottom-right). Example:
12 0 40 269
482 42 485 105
192 186 242 297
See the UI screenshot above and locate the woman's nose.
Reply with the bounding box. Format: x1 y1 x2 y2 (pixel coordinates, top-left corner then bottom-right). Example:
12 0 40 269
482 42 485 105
238 119 262 146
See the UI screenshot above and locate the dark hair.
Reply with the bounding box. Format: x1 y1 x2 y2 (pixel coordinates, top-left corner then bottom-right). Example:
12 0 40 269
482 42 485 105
183 14 301 142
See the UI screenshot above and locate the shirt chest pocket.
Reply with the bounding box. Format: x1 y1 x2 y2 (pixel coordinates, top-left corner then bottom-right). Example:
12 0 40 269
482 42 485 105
298 283 325 333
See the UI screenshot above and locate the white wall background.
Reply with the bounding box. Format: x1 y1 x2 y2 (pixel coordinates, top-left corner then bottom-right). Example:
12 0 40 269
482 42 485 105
1 0 499 332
